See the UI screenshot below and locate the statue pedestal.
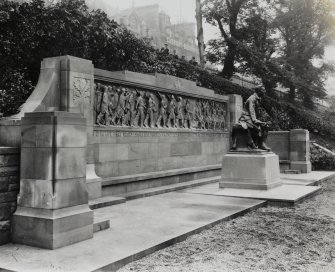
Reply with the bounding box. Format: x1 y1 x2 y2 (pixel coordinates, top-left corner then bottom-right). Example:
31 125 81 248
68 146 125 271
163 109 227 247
219 151 282 190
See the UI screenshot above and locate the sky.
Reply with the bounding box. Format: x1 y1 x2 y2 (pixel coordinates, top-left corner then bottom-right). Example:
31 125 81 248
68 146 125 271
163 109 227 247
99 0 335 95
100 0 219 42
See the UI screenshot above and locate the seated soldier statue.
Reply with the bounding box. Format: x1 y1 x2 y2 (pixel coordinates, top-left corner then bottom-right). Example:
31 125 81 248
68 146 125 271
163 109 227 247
231 86 271 151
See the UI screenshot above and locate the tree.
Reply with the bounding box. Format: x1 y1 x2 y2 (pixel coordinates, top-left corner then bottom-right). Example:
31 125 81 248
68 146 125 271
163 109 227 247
195 0 205 67
203 0 253 79
204 0 335 104
273 0 335 104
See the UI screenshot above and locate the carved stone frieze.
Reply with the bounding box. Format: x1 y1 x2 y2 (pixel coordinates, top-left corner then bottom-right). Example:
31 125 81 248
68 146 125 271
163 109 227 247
94 81 228 131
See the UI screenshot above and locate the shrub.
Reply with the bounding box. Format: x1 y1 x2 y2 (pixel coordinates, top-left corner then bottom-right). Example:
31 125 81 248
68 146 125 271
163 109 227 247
0 69 33 116
310 144 335 171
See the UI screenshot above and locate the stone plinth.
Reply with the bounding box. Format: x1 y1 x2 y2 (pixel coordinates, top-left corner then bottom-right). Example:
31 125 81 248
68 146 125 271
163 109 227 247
12 112 93 249
220 151 282 190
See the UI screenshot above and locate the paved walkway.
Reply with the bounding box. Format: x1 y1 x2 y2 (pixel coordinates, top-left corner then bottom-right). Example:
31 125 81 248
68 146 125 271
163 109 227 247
0 171 333 272
0 193 264 272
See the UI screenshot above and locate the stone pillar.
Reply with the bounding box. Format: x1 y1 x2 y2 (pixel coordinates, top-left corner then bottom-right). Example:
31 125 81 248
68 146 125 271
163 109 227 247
12 112 93 249
229 94 243 125
59 56 101 199
289 129 311 173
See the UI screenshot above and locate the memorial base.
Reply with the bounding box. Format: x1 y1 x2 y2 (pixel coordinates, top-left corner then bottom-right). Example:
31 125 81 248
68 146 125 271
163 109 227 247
219 151 282 190
12 205 93 249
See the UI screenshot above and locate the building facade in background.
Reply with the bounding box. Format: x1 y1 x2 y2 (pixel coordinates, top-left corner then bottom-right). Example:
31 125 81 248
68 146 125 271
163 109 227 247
113 4 199 61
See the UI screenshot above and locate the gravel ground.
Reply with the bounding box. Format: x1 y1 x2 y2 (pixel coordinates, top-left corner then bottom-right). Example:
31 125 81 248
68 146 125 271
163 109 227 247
119 178 335 272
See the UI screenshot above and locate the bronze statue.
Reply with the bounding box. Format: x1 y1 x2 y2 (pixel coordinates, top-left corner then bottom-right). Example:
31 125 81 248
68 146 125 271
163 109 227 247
231 86 270 151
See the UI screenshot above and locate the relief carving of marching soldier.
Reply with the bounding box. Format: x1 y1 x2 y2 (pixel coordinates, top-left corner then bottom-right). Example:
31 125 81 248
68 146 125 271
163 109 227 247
183 99 192 129
194 100 205 129
96 85 108 126
94 83 102 124
156 93 168 128
167 95 177 128
114 88 127 126
144 93 157 128
106 86 118 125
127 89 137 127
218 105 226 130
176 96 184 128
135 91 146 127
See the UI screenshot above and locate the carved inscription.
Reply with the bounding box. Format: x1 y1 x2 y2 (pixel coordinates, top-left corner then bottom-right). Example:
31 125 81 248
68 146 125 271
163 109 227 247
94 81 228 131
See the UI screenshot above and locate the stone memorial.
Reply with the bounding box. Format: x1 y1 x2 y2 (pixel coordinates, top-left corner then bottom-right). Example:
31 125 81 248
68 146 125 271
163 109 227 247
220 86 282 190
0 55 313 249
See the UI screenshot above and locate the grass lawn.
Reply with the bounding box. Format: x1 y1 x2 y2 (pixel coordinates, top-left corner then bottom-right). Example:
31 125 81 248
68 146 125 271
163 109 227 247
120 178 335 272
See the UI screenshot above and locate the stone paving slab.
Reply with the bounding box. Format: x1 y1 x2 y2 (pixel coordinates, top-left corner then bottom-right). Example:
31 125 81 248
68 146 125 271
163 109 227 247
181 171 334 197
280 171 335 186
212 185 321 206
0 192 265 272
181 183 321 206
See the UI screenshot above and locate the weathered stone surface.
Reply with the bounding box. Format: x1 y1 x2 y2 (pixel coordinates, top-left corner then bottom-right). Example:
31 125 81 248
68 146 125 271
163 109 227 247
0 166 19 177
0 203 12 220
0 176 8 192
0 154 20 167
8 175 19 184
220 152 282 190
267 132 290 160
12 205 93 249
8 183 19 192
13 111 93 249
0 192 18 203
0 220 10 245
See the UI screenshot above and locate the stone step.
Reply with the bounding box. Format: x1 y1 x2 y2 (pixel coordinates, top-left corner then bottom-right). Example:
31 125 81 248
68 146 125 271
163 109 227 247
89 196 126 210
283 170 301 174
115 176 221 201
93 219 110 233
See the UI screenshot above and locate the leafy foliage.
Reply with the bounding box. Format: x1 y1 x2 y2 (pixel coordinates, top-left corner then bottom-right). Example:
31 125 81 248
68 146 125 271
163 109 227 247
0 0 334 140
203 0 335 103
0 69 33 116
310 144 335 170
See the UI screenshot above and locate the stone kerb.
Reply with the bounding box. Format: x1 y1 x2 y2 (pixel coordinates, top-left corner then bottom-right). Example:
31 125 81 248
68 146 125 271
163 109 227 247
12 111 93 249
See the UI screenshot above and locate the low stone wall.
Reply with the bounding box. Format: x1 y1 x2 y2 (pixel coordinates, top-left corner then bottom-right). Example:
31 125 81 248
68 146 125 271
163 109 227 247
268 131 290 161
90 128 229 178
0 147 20 245
268 129 311 173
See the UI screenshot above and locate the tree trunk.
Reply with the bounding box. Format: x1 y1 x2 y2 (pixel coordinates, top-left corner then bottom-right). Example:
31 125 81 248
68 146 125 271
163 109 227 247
195 0 205 67
289 86 295 101
221 42 236 79
262 80 275 97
